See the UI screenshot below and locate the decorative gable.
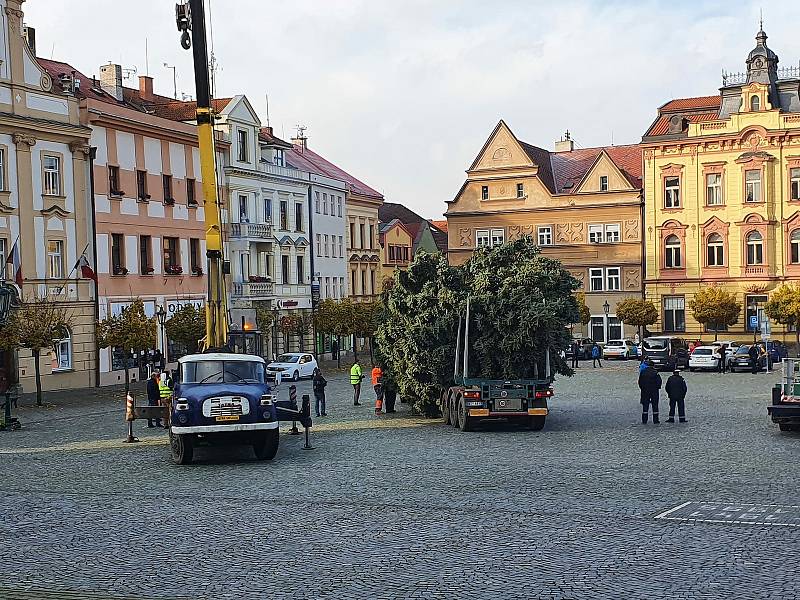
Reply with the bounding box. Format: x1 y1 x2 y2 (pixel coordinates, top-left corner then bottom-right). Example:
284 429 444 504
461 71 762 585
469 120 534 172
574 151 635 193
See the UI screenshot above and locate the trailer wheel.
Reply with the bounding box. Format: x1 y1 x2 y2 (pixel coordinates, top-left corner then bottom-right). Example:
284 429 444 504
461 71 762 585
528 416 546 431
253 428 280 460
440 391 451 425
170 431 194 465
457 397 472 432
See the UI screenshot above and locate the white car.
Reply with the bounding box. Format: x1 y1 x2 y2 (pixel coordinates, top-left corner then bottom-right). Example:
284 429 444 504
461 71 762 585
266 352 318 381
689 346 719 371
711 341 739 367
603 339 636 360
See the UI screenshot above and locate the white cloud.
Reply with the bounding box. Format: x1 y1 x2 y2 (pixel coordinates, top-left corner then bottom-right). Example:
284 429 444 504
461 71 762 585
23 0 800 218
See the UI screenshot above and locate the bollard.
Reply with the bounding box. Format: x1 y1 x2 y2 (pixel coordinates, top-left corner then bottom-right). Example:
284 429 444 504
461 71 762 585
301 394 313 450
288 384 300 435
123 393 139 443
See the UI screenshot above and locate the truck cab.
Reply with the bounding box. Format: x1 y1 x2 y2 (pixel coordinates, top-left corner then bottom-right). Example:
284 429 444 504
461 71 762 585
169 353 279 464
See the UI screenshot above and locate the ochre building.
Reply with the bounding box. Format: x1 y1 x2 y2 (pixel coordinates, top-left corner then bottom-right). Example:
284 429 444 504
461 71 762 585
642 28 800 339
447 121 644 342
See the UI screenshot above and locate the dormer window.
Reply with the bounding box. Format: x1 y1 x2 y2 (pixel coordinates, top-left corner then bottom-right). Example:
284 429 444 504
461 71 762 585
237 130 248 162
750 95 760 111
599 175 608 191
274 149 285 167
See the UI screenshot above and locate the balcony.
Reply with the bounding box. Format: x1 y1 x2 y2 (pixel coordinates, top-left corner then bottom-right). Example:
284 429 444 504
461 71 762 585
228 222 273 239
744 266 767 277
231 281 275 299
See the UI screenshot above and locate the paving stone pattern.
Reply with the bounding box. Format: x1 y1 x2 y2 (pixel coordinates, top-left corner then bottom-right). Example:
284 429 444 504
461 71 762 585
0 361 798 599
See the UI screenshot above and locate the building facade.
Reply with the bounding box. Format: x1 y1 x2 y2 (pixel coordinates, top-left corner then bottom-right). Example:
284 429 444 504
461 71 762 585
378 202 447 284
0 5 96 393
642 28 800 339
447 121 644 342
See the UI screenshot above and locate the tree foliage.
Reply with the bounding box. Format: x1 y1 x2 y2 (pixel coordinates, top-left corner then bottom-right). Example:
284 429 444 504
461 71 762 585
576 292 590 326
375 236 580 415
96 298 156 393
615 298 659 338
765 284 800 355
689 288 741 340
0 295 72 406
165 304 205 355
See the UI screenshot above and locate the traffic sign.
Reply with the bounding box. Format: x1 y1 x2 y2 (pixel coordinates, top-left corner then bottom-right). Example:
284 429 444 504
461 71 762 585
749 315 759 328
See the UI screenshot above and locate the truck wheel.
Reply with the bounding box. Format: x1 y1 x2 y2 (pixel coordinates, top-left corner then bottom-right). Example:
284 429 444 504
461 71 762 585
170 431 194 465
253 429 280 460
457 398 472 432
528 416 546 431
440 391 451 425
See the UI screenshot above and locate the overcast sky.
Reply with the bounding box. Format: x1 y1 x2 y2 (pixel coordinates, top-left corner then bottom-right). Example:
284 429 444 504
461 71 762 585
24 0 800 219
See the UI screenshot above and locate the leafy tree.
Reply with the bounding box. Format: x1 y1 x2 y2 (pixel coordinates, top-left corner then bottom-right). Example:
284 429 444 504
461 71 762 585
278 314 298 352
765 284 800 355
0 296 72 406
375 236 579 415
96 298 156 394
353 301 380 364
615 298 659 341
165 304 205 356
334 298 358 362
576 292 590 327
689 288 741 341
294 312 313 351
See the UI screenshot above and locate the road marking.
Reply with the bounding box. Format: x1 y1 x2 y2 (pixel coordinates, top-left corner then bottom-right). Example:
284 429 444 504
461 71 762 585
655 501 800 527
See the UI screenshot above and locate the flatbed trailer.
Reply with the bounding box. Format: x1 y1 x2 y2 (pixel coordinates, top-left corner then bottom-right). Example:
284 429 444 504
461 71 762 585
769 358 800 432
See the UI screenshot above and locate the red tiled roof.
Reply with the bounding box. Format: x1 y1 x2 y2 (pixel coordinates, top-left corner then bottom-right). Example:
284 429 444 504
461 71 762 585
379 202 425 225
431 219 448 233
153 98 232 121
287 145 383 200
646 112 719 136
546 144 643 193
659 95 721 112
258 127 292 148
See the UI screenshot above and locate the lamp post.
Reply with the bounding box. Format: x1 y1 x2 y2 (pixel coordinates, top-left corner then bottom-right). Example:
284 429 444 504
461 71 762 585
603 300 610 343
750 300 758 344
156 305 168 367
0 282 17 429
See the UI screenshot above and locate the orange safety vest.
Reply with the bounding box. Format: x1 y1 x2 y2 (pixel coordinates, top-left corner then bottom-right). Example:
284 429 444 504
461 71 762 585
371 367 383 386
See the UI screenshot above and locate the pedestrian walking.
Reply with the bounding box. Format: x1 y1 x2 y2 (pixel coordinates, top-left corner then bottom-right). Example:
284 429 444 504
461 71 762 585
372 365 384 415
331 338 339 361
146 371 162 428
638 360 662 424
717 344 727 374
749 344 761 374
591 343 603 368
665 369 688 423
350 360 364 406
571 341 579 369
312 367 327 417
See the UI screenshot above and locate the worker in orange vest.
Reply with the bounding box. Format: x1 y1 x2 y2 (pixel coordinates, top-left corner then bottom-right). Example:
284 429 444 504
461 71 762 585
372 365 384 415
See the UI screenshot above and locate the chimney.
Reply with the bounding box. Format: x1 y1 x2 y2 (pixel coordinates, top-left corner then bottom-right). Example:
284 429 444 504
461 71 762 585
99 63 123 102
554 129 574 152
262 126 273 137
23 25 36 55
138 75 154 103
291 125 308 151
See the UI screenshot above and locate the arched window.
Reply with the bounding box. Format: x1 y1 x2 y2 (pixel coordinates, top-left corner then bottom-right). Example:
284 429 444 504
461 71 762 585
751 95 760 111
791 230 800 264
746 231 764 265
707 233 724 266
665 234 682 268
53 328 72 371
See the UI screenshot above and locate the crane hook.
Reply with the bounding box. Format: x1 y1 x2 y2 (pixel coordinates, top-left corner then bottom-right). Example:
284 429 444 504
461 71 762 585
181 29 191 50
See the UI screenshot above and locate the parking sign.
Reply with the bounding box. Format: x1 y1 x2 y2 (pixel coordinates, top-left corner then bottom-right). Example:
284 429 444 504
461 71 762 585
749 315 759 328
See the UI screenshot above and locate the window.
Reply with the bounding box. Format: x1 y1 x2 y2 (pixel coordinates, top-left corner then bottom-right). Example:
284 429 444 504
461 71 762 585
237 129 248 162
746 294 768 332
323 234 329 257
706 173 723 206
360 270 366 295
370 270 376 296
481 186 489 200
608 316 622 340
296 255 305 284
136 170 148 201
140 235 152 273
589 224 604 243
663 296 685 332
476 230 490 248
108 165 121 195
589 268 604 292
339 236 344 257
0 148 4 191
111 234 124 275
162 174 173 204
349 224 355 250
274 149 285 167
359 223 365 249
323 193 328 215
187 178 197 206
664 234 682 268
664 177 680 208
190 238 201 274
0 238 6 266
43 155 61 196
368 224 374 250
331 236 337 258
605 224 620 243
316 234 321 256
54 330 71 371
706 233 724 266
402 246 409 262
606 267 621 291
263 197 272 222
47 240 64 278
295 203 304 231
337 196 342 217
315 191 320 213
279 201 288 230
751 95 760 111
599 175 608 191
792 230 800 264
516 183 524 198
791 168 800 201
239 252 249 281
746 230 763 265
537 226 552 246
281 255 290 283
591 317 605 343
351 270 356 295
238 195 249 222
163 237 179 270
745 170 761 203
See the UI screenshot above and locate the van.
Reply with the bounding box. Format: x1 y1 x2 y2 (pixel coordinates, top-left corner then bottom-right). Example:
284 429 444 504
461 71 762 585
642 336 690 371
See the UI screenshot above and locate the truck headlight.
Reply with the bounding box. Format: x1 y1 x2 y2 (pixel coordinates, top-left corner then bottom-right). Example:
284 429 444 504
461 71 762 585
260 394 274 406
175 397 189 411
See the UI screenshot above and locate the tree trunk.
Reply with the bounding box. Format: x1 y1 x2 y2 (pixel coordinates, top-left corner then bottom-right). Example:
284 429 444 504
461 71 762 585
33 349 42 407
714 326 719 342
352 334 359 362
795 327 799 358
336 336 341 369
369 337 374 366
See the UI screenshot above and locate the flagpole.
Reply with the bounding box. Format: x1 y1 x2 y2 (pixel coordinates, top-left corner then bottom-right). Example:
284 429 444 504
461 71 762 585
2 235 20 281
66 243 92 281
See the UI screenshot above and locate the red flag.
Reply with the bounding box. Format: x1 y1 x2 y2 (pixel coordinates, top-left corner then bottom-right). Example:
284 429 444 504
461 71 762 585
75 254 97 282
6 241 21 286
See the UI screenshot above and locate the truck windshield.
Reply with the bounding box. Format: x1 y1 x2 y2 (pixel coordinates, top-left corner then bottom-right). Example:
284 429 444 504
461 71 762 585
182 361 265 384
643 338 669 350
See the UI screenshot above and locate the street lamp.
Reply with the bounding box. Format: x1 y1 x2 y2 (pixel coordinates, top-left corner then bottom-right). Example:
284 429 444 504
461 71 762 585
603 300 610 343
156 305 168 366
750 300 758 344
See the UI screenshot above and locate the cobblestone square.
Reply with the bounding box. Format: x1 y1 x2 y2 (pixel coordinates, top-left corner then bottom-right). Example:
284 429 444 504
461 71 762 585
0 362 798 599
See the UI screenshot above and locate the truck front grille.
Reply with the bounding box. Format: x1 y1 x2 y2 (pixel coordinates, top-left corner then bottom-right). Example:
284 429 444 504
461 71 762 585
203 396 250 417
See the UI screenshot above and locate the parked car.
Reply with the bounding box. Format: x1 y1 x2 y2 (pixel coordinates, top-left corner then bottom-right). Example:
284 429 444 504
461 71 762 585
566 337 594 360
765 340 788 363
603 339 637 360
266 352 318 381
641 336 690 371
688 346 719 371
729 345 767 373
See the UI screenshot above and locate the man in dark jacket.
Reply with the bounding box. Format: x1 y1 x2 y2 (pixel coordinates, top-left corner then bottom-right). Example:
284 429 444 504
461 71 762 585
571 341 579 369
146 371 162 428
312 368 327 417
748 344 761 374
637 360 662 424
665 369 688 423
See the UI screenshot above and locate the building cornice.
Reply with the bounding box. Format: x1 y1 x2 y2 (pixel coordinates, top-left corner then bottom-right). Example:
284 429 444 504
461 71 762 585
0 112 90 139
446 200 643 218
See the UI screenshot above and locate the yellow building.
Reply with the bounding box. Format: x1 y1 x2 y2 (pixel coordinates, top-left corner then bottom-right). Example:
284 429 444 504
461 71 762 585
642 27 800 340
